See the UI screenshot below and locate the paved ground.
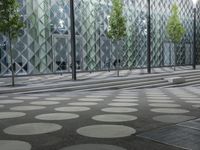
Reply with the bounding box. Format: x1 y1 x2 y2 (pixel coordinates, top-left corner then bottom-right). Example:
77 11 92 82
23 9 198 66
0 86 200 150
0 66 196 87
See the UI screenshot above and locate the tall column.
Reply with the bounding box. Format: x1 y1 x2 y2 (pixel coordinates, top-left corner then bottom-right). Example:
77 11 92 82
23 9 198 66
70 0 77 80
147 0 151 73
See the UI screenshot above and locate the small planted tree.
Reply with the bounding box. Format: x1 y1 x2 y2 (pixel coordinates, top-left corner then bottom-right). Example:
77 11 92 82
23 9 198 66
0 0 24 86
107 0 126 77
166 4 185 71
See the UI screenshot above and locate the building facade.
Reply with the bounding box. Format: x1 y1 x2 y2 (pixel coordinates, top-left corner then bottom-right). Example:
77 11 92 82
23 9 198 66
0 0 199 76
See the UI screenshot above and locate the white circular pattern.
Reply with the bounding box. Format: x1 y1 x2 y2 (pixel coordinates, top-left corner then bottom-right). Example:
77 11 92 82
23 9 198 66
185 101 200 104
4 123 62 135
78 98 104 102
112 99 138 102
59 144 126 150
116 96 138 99
68 102 98 106
0 100 24 104
0 112 25 119
0 140 31 150
149 103 181 108
77 125 136 138
102 107 138 113
148 100 175 103
10 106 46 111
151 108 189 114
108 103 138 107
153 115 195 123
45 97 71 101
28 94 50 97
55 107 90 112
30 101 60 105
192 105 200 108
86 95 107 98
180 98 200 100
92 114 137 122
14 96 38 100
178 95 198 98
0 95 8 98
118 94 137 97
35 113 79 121
148 97 171 100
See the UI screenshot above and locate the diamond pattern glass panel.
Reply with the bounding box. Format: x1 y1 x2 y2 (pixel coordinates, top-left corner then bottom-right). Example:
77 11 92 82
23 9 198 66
0 0 199 76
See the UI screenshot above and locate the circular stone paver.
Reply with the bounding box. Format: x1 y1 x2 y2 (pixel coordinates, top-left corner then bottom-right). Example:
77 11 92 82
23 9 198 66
118 94 137 97
35 113 79 121
77 125 136 138
102 107 138 113
185 101 200 104
28 94 50 97
148 97 171 100
0 140 31 150
78 98 104 102
0 95 8 98
153 115 196 123
0 112 25 119
30 101 60 105
92 114 137 122
178 95 198 98
180 98 200 100
86 95 107 98
4 123 62 135
149 103 181 108
10 106 46 111
0 100 24 104
151 108 189 114
148 100 175 103
116 96 138 99
192 105 200 108
108 103 138 107
112 99 138 102
14 96 38 100
45 97 71 101
146 94 167 96
55 107 90 112
68 102 98 106
59 144 126 150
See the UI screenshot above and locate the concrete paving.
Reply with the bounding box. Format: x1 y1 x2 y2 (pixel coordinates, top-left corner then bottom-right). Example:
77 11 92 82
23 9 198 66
0 66 195 88
0 86 200 150
1 66 200 94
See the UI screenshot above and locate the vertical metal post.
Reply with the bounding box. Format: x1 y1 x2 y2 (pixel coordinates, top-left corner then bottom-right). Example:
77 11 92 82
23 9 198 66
193 7 196 70
147 0 151 73
70 0 77 80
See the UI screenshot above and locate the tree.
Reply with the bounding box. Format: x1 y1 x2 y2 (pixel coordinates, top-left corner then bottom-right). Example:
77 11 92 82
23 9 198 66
166 4 185 71
0 0 24 86
107 0 126 77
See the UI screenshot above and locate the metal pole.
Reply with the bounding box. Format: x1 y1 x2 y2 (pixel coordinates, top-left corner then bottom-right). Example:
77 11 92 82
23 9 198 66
193 7 196 70
147 0 151 73
70 0 77 80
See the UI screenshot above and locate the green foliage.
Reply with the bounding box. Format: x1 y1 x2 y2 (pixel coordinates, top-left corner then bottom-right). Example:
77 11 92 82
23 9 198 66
0 0 24 38
166 4 185 43
107 0 127 41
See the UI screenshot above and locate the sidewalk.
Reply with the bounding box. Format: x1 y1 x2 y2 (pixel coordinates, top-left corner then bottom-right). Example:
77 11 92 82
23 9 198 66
0 66 196 88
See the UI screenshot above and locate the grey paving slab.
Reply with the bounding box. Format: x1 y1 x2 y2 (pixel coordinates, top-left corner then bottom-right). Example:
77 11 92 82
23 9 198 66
138 125 200 150
178 119 200 131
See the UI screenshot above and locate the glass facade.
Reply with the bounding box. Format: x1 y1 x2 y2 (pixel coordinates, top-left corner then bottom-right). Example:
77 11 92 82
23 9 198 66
0 0 199 76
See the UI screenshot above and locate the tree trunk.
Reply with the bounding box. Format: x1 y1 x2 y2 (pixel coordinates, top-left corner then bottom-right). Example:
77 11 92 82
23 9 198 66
174 43 176 71
116 41 120 77
8 32 15 87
